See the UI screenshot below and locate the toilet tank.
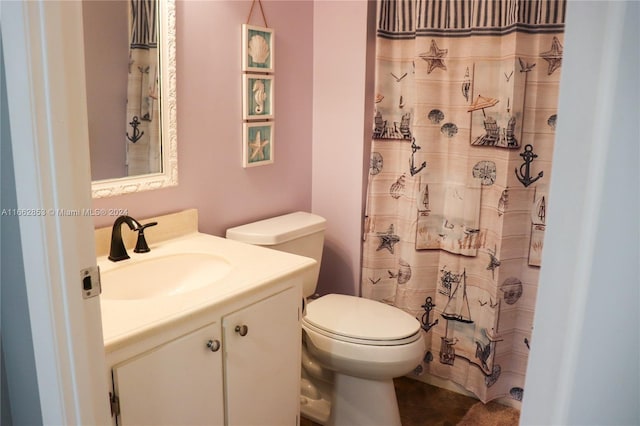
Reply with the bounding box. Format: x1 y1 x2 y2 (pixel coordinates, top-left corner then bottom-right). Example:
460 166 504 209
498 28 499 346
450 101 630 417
225 212 326 297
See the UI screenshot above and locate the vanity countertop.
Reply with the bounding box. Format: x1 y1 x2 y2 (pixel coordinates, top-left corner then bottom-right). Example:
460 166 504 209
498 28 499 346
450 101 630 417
98 232 315 352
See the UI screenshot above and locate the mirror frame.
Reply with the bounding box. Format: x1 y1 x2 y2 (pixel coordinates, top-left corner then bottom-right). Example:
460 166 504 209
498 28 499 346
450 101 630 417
91 0 177 198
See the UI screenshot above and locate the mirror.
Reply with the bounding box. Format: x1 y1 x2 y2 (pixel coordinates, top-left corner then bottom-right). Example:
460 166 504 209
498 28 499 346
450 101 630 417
83 0 177 198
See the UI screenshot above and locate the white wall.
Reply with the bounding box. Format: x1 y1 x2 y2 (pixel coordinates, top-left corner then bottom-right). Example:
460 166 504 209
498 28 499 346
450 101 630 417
521 1 639 424
312 0 375 296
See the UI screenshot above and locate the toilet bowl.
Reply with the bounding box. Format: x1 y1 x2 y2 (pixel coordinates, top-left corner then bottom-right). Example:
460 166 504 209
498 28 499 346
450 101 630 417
226 212 425 425
303 294 423 380
303 294 424 426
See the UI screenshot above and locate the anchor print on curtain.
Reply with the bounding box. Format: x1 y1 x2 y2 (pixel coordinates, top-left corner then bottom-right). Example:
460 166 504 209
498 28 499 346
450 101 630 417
362 0 565 404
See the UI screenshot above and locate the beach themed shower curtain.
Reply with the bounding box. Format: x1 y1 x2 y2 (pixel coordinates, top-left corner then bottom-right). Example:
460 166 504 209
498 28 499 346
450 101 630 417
362 0 565 403
126 0 161 176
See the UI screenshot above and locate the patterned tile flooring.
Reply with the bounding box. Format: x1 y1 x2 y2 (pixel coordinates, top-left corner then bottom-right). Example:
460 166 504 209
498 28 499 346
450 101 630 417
300 376 520 426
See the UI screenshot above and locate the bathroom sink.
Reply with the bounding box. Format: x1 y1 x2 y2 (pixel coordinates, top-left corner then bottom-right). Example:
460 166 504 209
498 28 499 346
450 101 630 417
101 253 232 300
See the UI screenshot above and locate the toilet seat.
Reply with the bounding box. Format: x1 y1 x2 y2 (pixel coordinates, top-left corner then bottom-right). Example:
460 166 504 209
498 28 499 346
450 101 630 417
302 320 421 346
303 294 422 346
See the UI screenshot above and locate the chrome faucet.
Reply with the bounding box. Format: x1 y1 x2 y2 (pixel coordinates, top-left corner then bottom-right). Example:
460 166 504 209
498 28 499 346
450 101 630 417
108 215 158 262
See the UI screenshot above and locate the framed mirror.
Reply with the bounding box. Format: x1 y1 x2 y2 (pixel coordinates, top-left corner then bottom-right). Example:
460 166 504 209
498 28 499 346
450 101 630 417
83 0 177 198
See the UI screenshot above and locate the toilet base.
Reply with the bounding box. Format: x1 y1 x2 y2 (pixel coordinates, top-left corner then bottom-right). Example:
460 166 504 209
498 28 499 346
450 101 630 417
327 374 401 426
300 393 331 425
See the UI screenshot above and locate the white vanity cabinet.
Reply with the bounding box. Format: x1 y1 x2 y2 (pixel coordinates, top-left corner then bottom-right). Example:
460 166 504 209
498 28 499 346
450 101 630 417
109 286 302 426
223 286 301 425
112 322 225 425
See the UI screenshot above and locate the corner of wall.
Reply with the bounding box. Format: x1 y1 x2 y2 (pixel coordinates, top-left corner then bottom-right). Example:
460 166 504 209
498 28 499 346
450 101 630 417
312 1 371 296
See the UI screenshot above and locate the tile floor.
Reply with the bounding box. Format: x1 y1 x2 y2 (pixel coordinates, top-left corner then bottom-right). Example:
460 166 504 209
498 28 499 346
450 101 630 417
300 376 520 426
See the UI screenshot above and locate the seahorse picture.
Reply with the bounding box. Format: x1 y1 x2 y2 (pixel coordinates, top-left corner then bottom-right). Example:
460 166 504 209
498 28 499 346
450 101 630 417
243 74 274 120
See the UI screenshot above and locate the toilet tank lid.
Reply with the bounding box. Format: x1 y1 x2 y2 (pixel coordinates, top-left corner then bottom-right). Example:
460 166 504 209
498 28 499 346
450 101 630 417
225 211 326 245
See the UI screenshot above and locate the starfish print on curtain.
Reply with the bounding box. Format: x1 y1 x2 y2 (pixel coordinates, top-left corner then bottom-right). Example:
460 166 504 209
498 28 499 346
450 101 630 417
363 0 566 405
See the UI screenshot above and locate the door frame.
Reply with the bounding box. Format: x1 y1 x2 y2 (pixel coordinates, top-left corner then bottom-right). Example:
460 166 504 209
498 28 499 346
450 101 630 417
2 0 637 425
2 1 111 424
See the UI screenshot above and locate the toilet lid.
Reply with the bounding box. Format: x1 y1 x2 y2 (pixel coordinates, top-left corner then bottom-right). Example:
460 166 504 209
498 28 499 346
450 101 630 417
303 294 421 342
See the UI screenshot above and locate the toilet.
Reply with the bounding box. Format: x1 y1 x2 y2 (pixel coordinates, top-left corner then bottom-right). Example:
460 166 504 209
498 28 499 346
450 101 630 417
226 212 424 426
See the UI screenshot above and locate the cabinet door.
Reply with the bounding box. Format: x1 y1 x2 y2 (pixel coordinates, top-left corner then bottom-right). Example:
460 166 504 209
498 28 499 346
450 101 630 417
223 286 301 426
113 322 224 426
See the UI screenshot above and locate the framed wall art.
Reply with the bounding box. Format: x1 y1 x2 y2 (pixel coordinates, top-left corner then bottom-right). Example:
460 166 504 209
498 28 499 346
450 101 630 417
243 74 274 121
242 24 274 73
243 121 274 168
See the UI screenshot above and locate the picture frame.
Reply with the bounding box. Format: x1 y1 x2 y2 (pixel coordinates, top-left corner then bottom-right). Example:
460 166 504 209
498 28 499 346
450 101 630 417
243 122 274 167
243 74 274 121
242 24 274 73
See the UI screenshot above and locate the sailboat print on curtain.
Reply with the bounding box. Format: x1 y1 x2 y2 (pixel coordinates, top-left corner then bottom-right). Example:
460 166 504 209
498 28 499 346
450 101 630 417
362 0 566 405
436 267 502 377
441 269 473 324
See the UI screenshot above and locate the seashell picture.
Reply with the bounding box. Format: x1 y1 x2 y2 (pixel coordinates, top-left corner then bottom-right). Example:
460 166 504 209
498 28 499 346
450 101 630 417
242 24 274 73
241 24 274 167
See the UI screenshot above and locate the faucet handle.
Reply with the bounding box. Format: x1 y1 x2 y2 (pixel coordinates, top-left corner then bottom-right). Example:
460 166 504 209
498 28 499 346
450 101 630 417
138 221 158 231
133 221 158 253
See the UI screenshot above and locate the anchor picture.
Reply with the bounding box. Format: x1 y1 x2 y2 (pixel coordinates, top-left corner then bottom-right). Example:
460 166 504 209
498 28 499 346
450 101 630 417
410 138 427 176
515 144 544 187
126 115 144 143
418 296 438 332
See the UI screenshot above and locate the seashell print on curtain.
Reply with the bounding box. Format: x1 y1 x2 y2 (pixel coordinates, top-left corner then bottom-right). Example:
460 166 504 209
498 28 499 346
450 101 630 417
362 0 566 404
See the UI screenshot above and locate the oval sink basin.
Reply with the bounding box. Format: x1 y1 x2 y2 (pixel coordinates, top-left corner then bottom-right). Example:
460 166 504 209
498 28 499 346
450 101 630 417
101 253 231 300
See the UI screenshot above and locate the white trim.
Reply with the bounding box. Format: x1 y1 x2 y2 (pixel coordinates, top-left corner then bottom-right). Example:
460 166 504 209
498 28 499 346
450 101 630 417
552 2 626 421
521 1 638 424
91 0 177 198
2 1 110 424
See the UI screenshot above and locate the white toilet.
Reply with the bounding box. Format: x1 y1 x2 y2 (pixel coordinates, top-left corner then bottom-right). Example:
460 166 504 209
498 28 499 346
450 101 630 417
226 212 425 426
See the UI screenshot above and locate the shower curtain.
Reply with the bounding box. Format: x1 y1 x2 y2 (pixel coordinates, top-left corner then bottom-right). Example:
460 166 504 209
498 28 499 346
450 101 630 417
362 0 565 404
126 0 161 176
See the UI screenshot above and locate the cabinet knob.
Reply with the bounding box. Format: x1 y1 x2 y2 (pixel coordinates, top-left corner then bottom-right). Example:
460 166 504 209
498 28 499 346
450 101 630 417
234 325 249 336
206 339 221 352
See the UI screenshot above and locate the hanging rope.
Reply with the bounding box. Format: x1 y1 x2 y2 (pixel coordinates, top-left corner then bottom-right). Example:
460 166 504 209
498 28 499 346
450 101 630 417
246 0 269 27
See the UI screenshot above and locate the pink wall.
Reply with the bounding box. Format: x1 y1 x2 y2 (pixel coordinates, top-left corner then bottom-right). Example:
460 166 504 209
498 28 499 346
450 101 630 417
312 1 374 296
92 0 314 237
92 0 375 298
83 0 128 180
